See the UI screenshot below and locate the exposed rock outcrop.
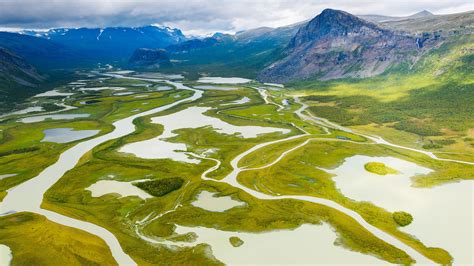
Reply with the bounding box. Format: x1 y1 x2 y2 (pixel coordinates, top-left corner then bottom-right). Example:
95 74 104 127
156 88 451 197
259 9 430 83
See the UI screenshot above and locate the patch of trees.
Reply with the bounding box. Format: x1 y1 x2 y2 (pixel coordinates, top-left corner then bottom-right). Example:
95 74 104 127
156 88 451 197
392 211 413 227
0 146 40 157
303 80 474 137
229 236 244 247
422 139 456 149
134 177 184 197
394 120 442 136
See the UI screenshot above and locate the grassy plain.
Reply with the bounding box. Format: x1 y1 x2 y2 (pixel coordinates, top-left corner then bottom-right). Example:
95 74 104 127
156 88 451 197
1 62 471 266
0 212 117 265
288 35 474 162
38 80 417 264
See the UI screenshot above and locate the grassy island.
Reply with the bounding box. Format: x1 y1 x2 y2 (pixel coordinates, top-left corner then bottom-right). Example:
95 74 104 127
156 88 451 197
364 162 399 175
134 177 184 197
392 211 413 227
229 236 244 247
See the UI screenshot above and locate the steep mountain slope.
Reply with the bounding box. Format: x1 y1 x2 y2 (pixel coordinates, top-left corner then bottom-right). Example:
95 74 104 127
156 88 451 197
23 26 186 61
258 9 433 83
0 47 44 87
0 32 80 69
292 33 473 144
0 47 45 106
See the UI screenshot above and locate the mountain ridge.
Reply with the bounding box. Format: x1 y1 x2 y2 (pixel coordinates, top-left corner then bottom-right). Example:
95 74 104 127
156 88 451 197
258 9 441 83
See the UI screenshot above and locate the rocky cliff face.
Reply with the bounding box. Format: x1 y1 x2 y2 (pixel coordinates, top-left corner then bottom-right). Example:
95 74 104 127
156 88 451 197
128 48 171 68
259 9 428 83
0 47 44 88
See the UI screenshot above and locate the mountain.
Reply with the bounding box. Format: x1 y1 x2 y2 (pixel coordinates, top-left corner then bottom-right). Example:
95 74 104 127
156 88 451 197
128 48 171 68
376 11 474 34
408 10 434 19
164 22 302 77
0 47 44 87
0 47 45 106
0 32 81 69
360 10 434 23
258 9 435 83
166 33 231 53
22 26 187 62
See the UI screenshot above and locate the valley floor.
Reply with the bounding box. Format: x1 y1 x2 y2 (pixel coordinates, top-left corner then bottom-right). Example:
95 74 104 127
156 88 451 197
0 70 472 266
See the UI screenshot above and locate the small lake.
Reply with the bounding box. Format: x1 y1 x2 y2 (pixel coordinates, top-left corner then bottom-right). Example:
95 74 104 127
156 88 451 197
107 70 135 75
34 90 73 97
263 82 284 88
0 174 17 180
328 155 474 265
152 85 173 91
113 92 135 96
192 191 245 212
41 128 100 143
197 77 251 84
86 180 152 200
79 87 126 91
221 97 251 106
0 106 43 118
19 114 90 123
194 85 238 91
165 223 384 265
134 73 183 80
120 106 290 163
0 244 12 266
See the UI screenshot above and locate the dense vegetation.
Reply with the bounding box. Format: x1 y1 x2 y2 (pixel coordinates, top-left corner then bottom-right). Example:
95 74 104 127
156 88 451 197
295 35 473 138
392 211 414 227
364 162 398 175
134 177 184 197
229 236 244 247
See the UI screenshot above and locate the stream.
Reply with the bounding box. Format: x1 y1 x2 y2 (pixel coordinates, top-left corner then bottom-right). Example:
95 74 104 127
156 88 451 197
1 73 462 265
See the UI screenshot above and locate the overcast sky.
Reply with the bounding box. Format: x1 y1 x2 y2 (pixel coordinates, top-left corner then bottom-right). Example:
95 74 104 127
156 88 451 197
0 0 472 35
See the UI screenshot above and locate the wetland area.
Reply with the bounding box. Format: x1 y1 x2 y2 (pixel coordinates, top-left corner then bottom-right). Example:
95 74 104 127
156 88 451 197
0 71 472 266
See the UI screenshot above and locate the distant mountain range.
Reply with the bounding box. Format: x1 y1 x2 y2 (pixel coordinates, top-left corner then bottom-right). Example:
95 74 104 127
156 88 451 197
0 8 472 91
360 10 435 23
20 25 186 62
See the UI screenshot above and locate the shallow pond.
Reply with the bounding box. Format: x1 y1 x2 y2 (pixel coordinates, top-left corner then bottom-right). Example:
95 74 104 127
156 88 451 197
328 155 473 265
197 77 251 84
79 87 126 91
19 114 90 123
0 106 44 118
263 82 284 88
34 90 73 97
194 85 238 91
107 70 135 75
0 244 12 266
41 128 100 143
120 106 290 163
192 191 245 212
114 92 135 96
0 173 17 180
152 85 173 91
167 223 384 265
86 180 152 200
221 97 251 106
134 73 183 79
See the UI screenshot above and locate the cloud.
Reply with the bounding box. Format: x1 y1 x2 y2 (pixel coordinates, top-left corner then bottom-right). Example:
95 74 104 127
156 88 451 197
0 0 472 35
